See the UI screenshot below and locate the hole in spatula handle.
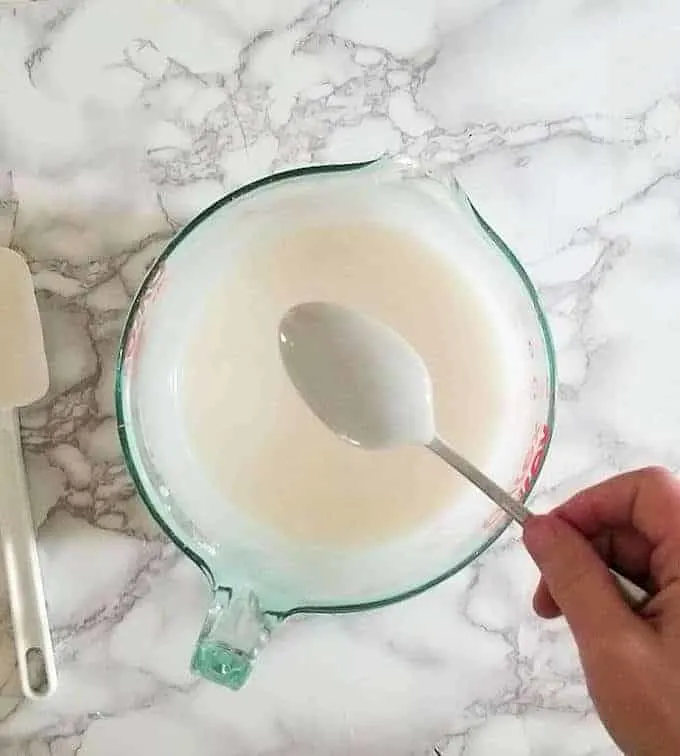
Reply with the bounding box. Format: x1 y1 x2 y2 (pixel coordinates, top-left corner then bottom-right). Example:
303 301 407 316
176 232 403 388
25 647 49 696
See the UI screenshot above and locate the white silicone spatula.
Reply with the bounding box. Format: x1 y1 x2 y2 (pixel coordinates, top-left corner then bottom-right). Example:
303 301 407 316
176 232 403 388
0 247 57 698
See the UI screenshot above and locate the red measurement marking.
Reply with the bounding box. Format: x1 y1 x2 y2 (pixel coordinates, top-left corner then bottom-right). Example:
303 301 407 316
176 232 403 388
124 265 167 373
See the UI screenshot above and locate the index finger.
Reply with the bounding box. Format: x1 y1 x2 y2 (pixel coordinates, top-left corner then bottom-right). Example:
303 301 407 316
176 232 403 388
556 467 680 547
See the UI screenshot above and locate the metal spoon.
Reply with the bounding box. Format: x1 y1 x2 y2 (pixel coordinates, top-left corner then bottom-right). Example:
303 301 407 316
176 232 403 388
279 301 648 609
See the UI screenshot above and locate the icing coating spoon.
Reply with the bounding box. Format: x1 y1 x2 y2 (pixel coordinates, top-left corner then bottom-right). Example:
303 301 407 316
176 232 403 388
279 301 649 609
0 247 57 698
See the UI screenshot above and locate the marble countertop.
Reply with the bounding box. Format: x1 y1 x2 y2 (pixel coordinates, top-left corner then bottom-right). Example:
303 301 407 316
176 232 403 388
2 0 680 753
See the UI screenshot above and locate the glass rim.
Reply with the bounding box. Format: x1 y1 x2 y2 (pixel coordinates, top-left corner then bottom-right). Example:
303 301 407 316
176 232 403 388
114 158 557 618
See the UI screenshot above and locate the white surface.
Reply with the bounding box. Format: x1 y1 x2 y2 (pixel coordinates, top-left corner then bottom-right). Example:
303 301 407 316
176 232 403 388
1 0 678 753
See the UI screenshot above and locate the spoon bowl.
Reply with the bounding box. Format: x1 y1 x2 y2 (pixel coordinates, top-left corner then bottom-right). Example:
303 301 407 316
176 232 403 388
279 302 436 449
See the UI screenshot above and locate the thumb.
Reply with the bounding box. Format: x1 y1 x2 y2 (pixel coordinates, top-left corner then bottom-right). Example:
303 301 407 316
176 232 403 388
523 514 638 642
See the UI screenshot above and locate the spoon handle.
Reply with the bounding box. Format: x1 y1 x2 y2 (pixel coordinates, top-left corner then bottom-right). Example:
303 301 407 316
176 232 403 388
427 435 530 524
426 434 649 610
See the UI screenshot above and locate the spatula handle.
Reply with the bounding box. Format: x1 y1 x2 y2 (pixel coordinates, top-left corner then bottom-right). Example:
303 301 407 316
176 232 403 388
0 408 57 698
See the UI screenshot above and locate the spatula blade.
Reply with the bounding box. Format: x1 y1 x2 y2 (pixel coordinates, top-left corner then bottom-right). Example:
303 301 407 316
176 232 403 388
0 247 48 409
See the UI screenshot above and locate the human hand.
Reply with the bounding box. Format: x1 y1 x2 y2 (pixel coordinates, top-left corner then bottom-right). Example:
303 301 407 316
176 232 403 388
523 468 680 756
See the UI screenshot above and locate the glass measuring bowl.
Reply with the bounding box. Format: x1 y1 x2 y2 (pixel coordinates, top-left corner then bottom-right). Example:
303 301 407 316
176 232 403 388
115 157 556 690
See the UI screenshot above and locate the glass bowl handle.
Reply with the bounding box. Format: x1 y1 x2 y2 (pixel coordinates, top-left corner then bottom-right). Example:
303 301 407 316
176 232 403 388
191 588 275 690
